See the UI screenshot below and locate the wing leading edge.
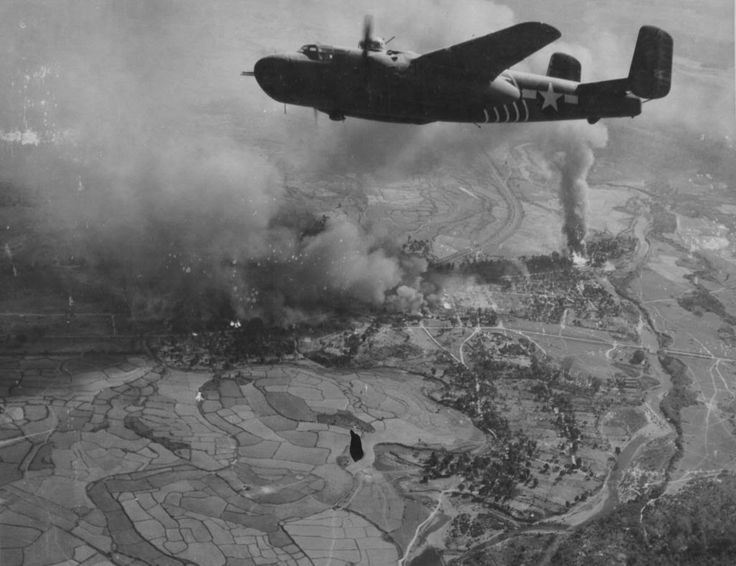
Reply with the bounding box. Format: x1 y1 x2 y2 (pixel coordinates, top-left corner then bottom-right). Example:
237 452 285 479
411 22 561 81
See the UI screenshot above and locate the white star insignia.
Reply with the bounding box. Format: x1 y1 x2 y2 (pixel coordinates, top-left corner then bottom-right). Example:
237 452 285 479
540 83 563 111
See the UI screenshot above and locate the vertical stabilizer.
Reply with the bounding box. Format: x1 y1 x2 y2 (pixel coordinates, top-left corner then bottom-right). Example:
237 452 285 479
547 53 581 82
628 25 673 99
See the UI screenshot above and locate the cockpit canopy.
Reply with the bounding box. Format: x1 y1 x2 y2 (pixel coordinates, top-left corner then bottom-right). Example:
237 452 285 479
297 44 334 61
358 37 386 52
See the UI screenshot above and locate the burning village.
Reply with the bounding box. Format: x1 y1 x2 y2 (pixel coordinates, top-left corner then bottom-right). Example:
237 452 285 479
1 2 735 566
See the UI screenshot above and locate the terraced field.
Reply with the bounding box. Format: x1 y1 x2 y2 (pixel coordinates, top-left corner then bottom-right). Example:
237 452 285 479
0 356 483 566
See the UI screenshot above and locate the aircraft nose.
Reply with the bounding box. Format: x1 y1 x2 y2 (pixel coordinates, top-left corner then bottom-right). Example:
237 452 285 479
254 55 292 99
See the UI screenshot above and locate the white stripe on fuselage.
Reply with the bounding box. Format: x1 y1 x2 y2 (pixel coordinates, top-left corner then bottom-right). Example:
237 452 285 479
486 73 580 122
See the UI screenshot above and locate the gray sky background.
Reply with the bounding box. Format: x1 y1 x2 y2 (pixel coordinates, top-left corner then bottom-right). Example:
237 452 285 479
0 1 732 321
0 0 732 148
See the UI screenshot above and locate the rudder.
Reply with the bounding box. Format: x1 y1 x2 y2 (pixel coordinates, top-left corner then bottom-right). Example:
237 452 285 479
628 25 672 99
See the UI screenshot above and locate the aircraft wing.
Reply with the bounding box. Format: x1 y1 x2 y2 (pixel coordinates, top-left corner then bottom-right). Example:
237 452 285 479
411 22 561 81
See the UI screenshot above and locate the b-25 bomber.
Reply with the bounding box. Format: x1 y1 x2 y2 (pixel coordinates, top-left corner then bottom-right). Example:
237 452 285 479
244 18 672 125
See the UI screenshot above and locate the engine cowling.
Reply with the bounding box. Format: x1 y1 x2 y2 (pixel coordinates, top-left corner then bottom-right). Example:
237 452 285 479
487 76 520 105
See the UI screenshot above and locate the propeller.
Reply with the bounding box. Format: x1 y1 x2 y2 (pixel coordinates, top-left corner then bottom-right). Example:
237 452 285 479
241 71 255 76
361 15 373 60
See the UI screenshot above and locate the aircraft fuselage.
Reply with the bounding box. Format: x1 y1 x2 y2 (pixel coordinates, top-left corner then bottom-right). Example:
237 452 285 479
253 46 641 125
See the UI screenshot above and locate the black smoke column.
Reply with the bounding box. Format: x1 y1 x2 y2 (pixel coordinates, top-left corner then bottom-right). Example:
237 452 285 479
559 139 591 255
550 123 608 256
349 429 364 462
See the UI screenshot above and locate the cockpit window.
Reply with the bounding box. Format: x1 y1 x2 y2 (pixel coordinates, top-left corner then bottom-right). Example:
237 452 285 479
298 44 319 60
298 44 333 61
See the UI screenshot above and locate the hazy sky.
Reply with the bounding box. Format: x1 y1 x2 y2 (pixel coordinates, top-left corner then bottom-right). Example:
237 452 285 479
1 0 732 144
0 0 732 321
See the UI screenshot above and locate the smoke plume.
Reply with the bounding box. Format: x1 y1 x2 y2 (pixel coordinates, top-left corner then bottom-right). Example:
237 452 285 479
544 123 609 254
0 0 728 325
0 0 515 325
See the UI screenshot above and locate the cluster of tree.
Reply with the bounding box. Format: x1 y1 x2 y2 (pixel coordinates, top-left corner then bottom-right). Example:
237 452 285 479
579 281 622 316
456 308 498 327
437 361 509 433
526 356 563 382
306 351 354 368
424 359 544 501
450 512 507 540
658 354 698 440
402 236 433 258
422 433 537 502
442 360 495 391
505 275 621 324
677 286 736 325
550 392 582 444
428 262 456 274
551 473 736 565
519 294 568 323
520 252 573 274
428 348 606 504
467 333 531 365
155 323 297 369
586 236 637 266
456 258 519 285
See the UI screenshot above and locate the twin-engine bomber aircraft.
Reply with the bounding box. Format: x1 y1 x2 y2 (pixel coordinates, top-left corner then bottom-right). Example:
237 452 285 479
243 19 672 125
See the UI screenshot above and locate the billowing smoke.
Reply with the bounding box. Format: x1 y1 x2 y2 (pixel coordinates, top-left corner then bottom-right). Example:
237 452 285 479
4 133 428 323
237 215 407 317
544 123 609 254
0 0 516 325
0 0 729 326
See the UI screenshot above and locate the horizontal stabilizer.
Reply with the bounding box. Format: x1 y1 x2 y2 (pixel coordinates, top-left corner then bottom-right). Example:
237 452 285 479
576 25 672 100
576 78 629 96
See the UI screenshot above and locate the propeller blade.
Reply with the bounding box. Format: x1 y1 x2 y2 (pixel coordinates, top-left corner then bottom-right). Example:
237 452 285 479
362 15 373 59
241 71 255 76
314 108 319 125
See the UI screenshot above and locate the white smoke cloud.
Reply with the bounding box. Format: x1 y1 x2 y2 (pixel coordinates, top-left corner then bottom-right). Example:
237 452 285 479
297 215 403 304
0 0 729 324
386 285 425 314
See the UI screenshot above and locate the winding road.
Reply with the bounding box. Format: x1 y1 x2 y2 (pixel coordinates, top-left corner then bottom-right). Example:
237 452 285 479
439 146 524 264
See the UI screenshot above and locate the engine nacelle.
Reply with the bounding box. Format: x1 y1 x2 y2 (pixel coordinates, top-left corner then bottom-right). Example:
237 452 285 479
487 75 520 105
